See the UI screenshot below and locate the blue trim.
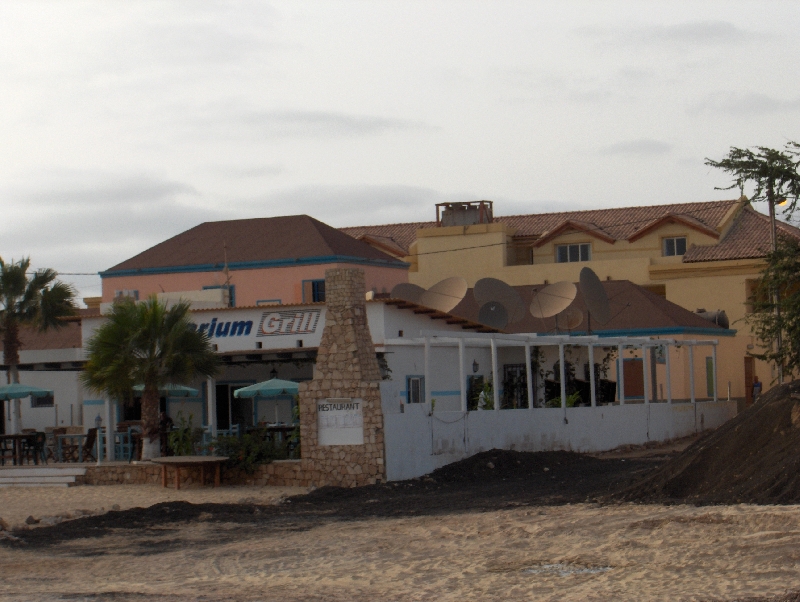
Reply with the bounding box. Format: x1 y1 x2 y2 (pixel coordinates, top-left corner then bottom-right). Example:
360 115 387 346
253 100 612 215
569 326 737 337
83 399 105 406
100 255 409 278
431 390 460 396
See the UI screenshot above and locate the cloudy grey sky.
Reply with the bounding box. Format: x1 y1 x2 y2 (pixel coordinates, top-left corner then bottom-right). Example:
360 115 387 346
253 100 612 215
1 1 798 301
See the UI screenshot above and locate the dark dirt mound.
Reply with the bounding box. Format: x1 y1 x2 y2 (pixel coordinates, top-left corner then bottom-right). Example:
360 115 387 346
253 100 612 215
9 450 663 548
615 380 800 504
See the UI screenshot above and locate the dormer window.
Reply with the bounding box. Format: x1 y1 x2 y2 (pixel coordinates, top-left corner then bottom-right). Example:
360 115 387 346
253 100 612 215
556 243 591 263
663 237 687 257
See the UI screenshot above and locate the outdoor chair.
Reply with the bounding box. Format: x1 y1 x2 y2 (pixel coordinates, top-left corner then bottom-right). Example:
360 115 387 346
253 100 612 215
21 432 47 465
0 438 13 466
49 427 66 461
80 428 98 462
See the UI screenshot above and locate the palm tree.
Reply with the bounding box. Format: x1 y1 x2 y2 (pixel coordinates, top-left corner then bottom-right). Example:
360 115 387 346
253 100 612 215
81 296 219 459
0 257 76 385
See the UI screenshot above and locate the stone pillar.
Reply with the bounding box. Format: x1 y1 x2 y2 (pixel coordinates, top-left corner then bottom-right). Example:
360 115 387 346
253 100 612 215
297 268 386 487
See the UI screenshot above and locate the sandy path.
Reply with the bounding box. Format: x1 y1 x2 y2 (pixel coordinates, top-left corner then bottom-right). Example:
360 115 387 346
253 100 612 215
0 484 308 529
1 502 800 601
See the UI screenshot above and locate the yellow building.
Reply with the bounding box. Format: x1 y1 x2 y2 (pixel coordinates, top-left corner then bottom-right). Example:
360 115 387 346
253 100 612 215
342 198 800 404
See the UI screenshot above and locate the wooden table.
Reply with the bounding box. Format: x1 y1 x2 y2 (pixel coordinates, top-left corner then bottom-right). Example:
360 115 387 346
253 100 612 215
150 456 229 490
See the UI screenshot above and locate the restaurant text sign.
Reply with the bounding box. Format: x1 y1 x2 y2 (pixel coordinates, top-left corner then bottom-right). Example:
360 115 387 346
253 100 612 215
317 398 364 446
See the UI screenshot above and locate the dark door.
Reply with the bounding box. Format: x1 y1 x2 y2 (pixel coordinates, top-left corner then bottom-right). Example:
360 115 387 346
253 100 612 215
216 384 230 430
0 400 5 434
744 356 755 406
502 364 527 409
623 359 644 398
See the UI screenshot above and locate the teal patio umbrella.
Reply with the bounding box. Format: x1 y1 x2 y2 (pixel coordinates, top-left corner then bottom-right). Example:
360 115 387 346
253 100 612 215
0 383 54 400
132 383 200 397
233 378 299 398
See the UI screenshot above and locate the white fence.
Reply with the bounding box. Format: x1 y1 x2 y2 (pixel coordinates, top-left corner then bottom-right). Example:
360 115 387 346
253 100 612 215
380 381 737 481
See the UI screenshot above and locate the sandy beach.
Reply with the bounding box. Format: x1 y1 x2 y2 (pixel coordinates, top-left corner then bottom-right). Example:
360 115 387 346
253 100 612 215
1 496 799 602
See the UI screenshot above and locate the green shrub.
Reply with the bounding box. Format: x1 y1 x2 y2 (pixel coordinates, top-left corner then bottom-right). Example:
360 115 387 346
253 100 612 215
168 412 201 456
214 432 283 474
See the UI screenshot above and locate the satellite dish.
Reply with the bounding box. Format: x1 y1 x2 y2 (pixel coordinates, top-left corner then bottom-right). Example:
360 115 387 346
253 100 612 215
391 283 426 304
530 281 577 318
419 277 468 313
478 301 509 329
474 278 526 323
579 267 611 325
558 306 584 330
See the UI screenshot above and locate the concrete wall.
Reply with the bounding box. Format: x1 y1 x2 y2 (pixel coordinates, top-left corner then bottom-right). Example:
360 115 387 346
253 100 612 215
382 390 737 481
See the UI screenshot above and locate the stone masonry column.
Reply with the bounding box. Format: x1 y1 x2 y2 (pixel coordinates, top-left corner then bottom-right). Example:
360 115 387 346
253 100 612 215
297 268 386 487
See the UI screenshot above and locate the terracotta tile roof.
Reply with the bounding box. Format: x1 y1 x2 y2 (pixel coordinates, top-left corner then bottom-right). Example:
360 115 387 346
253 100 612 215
450 280 730 335
339 221 433 255
684 207 800 263
0 322 82 352
340 200 738 254
104 215 405 274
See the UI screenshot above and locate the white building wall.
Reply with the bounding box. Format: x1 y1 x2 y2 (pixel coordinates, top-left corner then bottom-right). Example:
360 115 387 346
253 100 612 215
2 370 83 433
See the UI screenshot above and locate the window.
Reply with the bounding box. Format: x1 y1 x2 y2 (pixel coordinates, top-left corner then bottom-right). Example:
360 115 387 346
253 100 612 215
406 376 425 404
31 393 54 408
555 243 591 263
302 280 326 303
663 236 687 257
114 289 139 300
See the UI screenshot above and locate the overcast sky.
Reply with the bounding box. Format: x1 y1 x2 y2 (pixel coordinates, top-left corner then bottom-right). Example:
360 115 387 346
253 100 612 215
1 1 799 302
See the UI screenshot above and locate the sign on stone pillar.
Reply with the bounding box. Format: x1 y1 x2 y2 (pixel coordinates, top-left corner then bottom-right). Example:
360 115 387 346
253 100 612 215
297 267 386 487
317 398 364 445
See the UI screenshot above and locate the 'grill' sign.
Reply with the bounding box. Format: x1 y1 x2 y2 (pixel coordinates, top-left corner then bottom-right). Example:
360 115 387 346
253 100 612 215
317 398 364 446
258 309 321 337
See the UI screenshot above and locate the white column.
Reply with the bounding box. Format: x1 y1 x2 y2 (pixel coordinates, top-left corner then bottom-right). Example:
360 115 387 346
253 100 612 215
525 343 534 410
458 339 467 412
642 345 650 405
688 345 696 404
490 338 499 411
207 377 217 437
10 399 19 434
105 397 113 462
588 344 596 407
665 343 672 404
618 344 626 405
559 343 567 409
712 344 718 402
424 338 432 413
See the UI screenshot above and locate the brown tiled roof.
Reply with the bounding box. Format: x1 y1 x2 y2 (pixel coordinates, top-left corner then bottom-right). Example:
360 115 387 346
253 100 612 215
684 207 800 263
450 280 730 335
0 323 82 352
339 221 432 255
105 215 406 274
340 200 738 254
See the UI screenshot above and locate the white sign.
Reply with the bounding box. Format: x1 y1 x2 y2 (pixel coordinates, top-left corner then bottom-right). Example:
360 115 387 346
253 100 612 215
317 398 364 446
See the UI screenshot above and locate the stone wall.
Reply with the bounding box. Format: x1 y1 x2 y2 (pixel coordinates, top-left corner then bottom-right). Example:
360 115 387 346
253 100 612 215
74 459 305 487
296 268 386 487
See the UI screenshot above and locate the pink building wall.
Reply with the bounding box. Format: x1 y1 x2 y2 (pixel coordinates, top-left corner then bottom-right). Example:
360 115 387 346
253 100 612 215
101 263 407 306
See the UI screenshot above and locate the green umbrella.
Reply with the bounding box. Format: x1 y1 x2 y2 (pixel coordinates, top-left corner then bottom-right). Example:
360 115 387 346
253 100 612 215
0 383 54 401
233 378 299 398
132 383 200 397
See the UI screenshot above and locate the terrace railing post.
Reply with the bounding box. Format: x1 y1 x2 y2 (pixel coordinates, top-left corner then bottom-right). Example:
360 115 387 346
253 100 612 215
665 343 672 404
712 344 718 403
588 343 596 407
105 397 113 462
458 339 467 412
689 345 696 404
618 344 626 405
491 337 499 412
525 343 534 410
559 343 567 410
642 344 650 405
424 338 432 413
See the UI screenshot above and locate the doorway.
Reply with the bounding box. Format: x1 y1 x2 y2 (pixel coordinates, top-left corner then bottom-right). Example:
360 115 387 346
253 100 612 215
623 358 644 399
744 356 755 406
216 383 254 431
